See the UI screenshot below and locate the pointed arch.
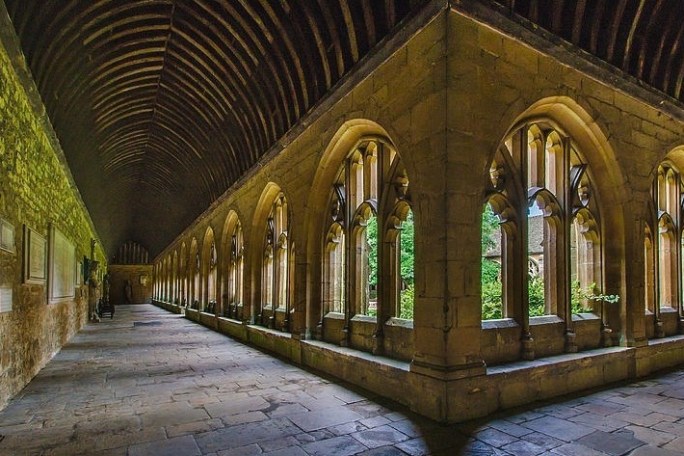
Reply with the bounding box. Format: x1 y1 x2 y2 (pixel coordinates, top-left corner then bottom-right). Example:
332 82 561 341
250 182 293 330
200 226 217 312
189 237 200 308
179 241 187 306
220 210 244 319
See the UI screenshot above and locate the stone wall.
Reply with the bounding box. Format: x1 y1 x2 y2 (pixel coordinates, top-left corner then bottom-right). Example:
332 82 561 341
153 6 682 422
108 264 153 305
0 31 105 409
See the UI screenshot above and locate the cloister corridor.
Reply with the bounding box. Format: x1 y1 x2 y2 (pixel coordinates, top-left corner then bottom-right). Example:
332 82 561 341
0 305 683 455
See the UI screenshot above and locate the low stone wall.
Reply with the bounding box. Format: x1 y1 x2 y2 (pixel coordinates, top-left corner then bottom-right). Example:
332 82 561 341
152 300 183 314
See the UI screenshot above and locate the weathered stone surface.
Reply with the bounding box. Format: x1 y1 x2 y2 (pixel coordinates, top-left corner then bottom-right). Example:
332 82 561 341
128 435 201 456
5 305 684 455
300 436 368 456
0 31 105 411
576 430 644 456
523 415 595 441
288 407 365 432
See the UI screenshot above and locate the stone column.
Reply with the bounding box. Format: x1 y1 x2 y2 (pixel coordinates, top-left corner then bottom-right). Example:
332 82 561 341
618 216 647 347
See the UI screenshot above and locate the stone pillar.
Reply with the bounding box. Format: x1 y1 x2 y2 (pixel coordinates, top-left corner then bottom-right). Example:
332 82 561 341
410 138 486 380
619 216 647 347
291 257 308 339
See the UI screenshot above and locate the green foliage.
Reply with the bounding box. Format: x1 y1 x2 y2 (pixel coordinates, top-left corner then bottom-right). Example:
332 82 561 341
570 282 620 314
481 204 500 254
481 204 504 320
590 293 620 304
528 276 545 317
482 258 501 284
366 215 378 287
399 285 414 319
399 211 415 318
571 281 596 314
482 274 503 319
400 210 414 284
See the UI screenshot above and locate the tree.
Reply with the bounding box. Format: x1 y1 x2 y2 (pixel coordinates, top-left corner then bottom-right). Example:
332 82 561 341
481 204 503 319
399 210 414 318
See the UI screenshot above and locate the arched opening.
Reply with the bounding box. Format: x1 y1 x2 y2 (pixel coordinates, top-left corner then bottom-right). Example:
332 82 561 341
481 202 503 320
221 212 244 320
255 190 292 331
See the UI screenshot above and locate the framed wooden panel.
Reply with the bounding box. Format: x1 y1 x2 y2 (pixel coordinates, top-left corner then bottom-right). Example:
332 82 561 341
49 225 75 302
76 261 82 286
0 218 15 253
23 225 46 284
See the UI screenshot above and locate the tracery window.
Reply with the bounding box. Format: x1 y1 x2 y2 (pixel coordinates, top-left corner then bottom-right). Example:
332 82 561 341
207 241 217 312
259 193 291 330
655 164 682 311
483 123 602 323
225 222 244 319
179 243 187 306
154 263 159 299
193 252 200 309
172 251 178 304
482 147 518 320
321 139 413 339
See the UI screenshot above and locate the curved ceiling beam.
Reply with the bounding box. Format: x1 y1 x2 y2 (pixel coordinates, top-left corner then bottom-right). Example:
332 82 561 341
4 0 425 257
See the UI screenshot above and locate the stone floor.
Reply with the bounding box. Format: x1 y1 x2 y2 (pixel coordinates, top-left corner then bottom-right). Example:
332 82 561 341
2 306 684 455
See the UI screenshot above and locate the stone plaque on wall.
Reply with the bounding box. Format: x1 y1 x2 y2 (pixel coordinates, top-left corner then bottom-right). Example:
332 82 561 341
23 225 46 283
0 285 12 312
0 218 15 253
49 225 75 302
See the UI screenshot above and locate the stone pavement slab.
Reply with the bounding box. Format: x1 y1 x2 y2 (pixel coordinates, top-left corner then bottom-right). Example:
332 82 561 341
128 435 201 456
4 305 684 455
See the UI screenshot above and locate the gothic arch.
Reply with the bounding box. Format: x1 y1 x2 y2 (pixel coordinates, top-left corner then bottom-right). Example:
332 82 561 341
179 242 187 306
503 96 624 228
305 119 397 335
200 226 217 312
189 237 199 308
250 182 293 328
484 97 624 357
220 210 245 319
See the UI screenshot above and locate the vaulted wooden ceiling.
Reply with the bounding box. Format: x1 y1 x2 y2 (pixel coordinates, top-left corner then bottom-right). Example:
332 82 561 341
2 0 683 260
492 0 684 103
3 0 423 258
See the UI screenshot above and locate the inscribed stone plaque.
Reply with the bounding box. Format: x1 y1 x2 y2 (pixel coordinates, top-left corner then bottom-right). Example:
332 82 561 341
0 286 12 312
24 226 46 283
49 226 75 301
0 218 15 253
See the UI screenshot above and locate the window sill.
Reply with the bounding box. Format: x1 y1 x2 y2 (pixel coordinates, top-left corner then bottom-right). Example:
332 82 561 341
482 318 519 330
529 315 564 325
246 324 293 339
324 312 345 320
571 312 600 321
385 317 413 329
351 314 377 324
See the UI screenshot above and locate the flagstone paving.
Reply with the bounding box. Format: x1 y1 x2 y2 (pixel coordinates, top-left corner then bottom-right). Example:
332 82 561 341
3 304 684 455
